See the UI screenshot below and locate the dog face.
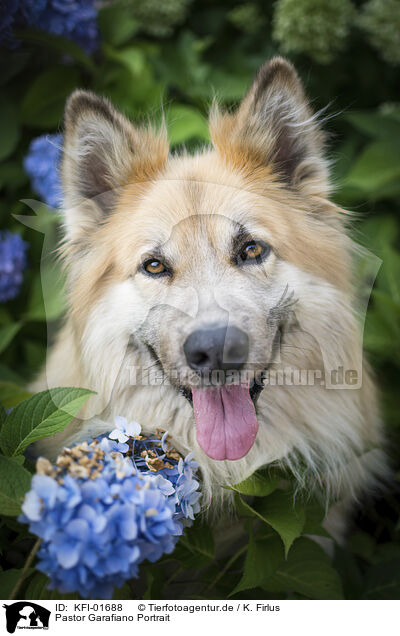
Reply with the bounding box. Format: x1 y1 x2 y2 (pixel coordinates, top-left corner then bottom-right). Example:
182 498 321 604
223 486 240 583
60 58 358 466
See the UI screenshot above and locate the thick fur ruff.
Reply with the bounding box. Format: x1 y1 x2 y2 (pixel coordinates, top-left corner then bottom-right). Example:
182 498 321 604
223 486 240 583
31 58 387 533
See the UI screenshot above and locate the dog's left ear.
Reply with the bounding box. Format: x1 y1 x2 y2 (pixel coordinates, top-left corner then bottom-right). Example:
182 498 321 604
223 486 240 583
210 57 329 196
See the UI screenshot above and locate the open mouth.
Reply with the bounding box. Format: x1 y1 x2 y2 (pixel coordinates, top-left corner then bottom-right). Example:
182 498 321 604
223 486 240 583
179 371 267 462
179 372 266 405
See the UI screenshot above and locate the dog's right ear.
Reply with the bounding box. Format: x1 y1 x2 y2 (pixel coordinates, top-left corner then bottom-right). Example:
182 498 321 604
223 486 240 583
62 90 169 241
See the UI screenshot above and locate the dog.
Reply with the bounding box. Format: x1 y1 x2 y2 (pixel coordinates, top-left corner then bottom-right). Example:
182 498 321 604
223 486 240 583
32 57 387 538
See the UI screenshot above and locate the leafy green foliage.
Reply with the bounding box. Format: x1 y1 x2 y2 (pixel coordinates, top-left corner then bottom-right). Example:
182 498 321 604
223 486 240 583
0 456 32 516
231 469 279 497
263 538 343 600
230 532 284 596
238 491 306 555
273 0 354 64
25 573 81 600
0 0 399 602
20 67 81 129
0 382 32 409
0 324 21 355
0 96 20 161
0 568 34 599
358 0 400 66
0 388 94 456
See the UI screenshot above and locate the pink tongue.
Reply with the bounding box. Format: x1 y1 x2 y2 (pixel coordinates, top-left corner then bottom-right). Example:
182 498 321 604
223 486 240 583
192 384 258 461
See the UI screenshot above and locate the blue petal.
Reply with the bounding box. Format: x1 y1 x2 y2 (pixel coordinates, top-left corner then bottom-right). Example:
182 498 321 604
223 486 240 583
32 474 58 508
21 490 42 521
66 518 89 542
55 541 81 569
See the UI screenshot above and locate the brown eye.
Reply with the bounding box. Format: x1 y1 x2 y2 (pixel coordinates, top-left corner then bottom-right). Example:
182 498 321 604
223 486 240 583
142 258 169 277
237 240 270 266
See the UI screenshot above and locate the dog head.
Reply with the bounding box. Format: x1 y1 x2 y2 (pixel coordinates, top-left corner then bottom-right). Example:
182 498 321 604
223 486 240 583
60 57 356 464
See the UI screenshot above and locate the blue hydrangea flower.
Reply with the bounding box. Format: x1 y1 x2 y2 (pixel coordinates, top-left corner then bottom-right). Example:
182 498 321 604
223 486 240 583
0 1 99 54
20 422 201 599
24 134 63 209
0 232 28 303
0 0 20 48
19 0 47 25
39 1 100 55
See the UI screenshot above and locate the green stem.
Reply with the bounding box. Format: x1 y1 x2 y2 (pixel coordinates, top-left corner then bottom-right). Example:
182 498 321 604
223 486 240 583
8 538 41 601
204 544 247 595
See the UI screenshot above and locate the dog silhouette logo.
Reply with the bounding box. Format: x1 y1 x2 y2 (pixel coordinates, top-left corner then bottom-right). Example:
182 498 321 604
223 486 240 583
3 602 50 633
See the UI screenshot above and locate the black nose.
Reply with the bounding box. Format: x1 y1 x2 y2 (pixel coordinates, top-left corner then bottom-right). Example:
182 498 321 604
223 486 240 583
183 325 249 372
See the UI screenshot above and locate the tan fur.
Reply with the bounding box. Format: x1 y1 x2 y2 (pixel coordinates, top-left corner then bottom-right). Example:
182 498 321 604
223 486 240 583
31 58 387 537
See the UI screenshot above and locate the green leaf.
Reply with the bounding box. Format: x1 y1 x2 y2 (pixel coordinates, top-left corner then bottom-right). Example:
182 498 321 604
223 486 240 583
0 387 95 457
345 111 400 141
171 543 211 569
232 470 279 497
363 559 400 599
302 499 330 538
0 568 34 599
20 67 80 128
230 533 284 596
0 404 6 431
112 582 133 600
180 522 215 560
98 5 139 46
25 572 81 600
0 456 32 516
0 160 28 191
167 105 209 145
0 382 32 410
143 566 166 599
371 542 400 565
264 537 343 600
0 97 20 161
348 531 376 561
239 491 306 556
334 545 364 600
208 68 250 101
344 141 400 194
15 29 95 73
104 44 146 76
0 323 21 355
0 50 30 86
0 364 24 385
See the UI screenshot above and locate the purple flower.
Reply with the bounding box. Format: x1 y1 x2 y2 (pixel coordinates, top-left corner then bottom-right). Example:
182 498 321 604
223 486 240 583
0 231 28 303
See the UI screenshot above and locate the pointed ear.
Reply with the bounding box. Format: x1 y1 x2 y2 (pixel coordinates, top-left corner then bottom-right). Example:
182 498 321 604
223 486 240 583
62 90 169 240
210 57 329 196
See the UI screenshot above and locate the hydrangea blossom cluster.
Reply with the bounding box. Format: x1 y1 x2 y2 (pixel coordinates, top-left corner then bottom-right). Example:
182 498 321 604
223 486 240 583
0 232 28 303
0 0 20 49
128 0 192 38
358 0 400 66
19 418 201 599
273 0 354 64
24 134 63 209
0 0 99 53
